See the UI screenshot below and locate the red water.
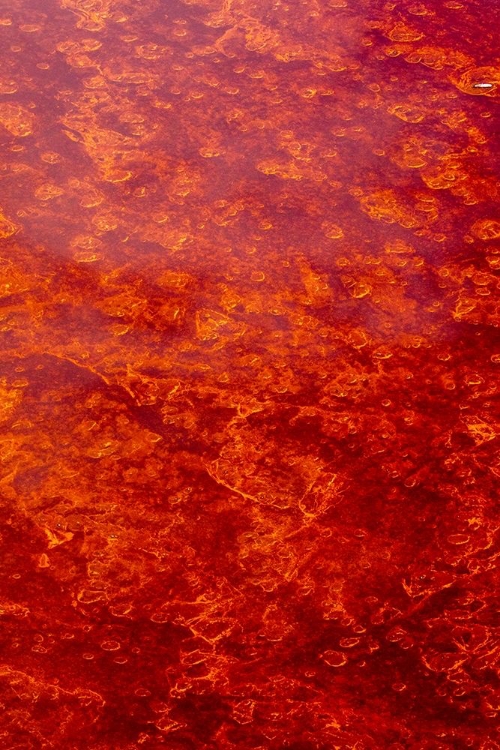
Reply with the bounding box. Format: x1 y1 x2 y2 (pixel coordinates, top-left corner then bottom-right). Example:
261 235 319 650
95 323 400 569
0 0 499 747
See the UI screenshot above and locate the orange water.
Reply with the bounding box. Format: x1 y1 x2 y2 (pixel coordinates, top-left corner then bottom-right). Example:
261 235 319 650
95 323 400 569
0 0 499 747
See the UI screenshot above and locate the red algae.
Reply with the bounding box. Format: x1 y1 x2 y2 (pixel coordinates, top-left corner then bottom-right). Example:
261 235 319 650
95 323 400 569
0 0 499 748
